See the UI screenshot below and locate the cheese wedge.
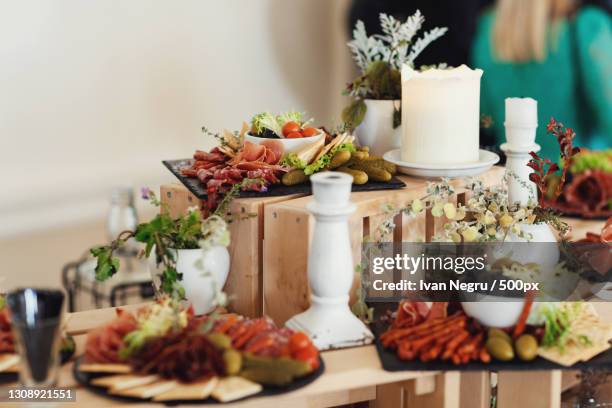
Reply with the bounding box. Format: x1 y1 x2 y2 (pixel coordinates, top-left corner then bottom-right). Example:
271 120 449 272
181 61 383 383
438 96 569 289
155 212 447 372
312 133 348 163
293 137 325 165
211 376 262 402
92 374 158 390
111 380 177 399
0 354 19 373
153 377 219 401
79 363 132 374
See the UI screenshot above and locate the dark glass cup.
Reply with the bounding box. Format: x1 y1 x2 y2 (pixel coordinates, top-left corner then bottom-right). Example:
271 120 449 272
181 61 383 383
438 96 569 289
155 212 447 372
7 288 64 387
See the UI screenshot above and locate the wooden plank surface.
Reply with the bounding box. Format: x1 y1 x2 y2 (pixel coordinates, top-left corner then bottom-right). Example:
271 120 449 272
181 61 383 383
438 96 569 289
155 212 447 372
22 305 441 408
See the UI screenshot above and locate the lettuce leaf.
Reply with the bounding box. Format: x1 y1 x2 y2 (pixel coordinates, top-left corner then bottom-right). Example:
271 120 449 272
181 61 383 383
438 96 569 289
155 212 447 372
280 153 307 169
251 112 282 136
276 111 303 126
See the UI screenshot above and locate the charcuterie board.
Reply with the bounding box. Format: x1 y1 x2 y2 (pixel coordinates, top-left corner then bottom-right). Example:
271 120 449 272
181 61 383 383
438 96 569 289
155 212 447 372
73 356 325 405
163 159 406 200
370 303 612 372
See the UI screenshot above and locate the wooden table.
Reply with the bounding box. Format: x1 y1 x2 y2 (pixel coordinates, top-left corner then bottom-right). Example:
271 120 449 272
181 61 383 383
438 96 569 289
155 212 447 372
8 219 608 407
12 303 447 407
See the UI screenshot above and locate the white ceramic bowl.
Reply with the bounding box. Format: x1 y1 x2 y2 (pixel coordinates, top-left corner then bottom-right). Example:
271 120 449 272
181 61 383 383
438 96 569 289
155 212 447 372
245 131 325 155
461 298 525 328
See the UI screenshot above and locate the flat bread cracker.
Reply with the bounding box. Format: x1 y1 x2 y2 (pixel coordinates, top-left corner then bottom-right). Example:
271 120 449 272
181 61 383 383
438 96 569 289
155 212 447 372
0 354 19 373
92 374 158 390
312 133 349 163
111 380 177 399
79 363 132 374
211 376 262 403
153 377 219 401
538 303 612 366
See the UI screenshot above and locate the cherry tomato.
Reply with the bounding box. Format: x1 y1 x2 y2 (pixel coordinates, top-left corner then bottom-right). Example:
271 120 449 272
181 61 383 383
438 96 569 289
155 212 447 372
286 132 303 139
282 121 302 137
294 345 319 370
301 127 319 137
289 332 311 353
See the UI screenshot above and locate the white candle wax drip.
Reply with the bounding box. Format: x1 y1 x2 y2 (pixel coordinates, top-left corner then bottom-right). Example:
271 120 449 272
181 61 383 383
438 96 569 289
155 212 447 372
400 64 483 165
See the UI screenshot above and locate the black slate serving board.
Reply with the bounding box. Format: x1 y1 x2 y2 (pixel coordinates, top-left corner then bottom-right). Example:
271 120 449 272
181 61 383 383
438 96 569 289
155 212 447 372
73 356 325 405
0 371 18 384
163 159 406 200
370 303 612 372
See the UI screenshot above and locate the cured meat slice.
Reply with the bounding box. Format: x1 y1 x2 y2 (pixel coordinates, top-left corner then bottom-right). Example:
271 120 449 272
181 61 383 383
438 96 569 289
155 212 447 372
239 141 267 162
84 308 137 364
260 139 284 164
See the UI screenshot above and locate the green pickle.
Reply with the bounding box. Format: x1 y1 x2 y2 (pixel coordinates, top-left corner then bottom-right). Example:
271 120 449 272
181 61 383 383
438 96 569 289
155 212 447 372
350 161 392 182
328 150 352 169
338 167 368 184
240 354 311 386
351 151 369 161
282 169 309 186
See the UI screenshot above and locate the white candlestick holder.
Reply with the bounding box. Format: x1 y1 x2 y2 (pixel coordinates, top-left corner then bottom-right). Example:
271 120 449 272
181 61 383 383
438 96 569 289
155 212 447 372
285 172 374 350
501 142 540 207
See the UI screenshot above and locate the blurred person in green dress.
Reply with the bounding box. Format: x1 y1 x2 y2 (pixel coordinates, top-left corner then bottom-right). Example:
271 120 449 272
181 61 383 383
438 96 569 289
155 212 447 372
472 0 611 159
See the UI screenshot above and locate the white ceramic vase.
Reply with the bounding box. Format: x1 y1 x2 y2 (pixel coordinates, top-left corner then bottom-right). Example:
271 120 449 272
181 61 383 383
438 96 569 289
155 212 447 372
462 223 559 327
355 99 401 156
149 246 230 315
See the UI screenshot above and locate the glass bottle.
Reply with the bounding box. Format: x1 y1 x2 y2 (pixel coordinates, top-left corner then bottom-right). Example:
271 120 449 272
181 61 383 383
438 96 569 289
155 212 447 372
107 187 138 255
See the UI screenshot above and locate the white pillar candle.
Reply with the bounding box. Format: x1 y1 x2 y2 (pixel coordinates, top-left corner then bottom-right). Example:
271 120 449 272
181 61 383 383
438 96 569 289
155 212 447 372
504 97 538 149
400 64 483 165
505 97 537 127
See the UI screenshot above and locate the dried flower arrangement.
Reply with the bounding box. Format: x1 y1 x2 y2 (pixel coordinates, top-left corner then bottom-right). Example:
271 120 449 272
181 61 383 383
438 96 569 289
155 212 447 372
342 11 447 129
531 119 611 218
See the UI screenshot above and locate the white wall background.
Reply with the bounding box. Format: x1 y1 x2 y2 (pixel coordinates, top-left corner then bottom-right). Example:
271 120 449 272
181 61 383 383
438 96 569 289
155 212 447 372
0 0 353 238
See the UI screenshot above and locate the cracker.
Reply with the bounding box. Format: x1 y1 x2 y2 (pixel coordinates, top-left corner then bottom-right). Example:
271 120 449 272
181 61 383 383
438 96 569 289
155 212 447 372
111 380 177 399
211 376 262 402
79 363 132 374
153 377 219 401
0 354 19 373
92 374 158 390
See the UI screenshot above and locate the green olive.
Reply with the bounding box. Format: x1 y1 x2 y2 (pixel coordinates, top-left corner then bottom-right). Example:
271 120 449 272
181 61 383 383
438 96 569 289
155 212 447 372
207 332 231 350
223 349 242 375
488 328 512 344
486 337 514 361
515 334 538 361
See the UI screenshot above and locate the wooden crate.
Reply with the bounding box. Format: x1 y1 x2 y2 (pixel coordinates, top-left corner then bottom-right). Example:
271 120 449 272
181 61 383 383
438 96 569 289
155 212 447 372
160 183 307 317
262 166 506 325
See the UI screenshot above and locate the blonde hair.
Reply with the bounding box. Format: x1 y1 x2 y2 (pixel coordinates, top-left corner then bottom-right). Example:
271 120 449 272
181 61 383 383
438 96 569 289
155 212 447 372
493 0 576 62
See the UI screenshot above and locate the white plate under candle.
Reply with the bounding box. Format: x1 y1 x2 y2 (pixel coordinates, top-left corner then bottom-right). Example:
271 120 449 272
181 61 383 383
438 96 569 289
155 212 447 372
383 149 500 178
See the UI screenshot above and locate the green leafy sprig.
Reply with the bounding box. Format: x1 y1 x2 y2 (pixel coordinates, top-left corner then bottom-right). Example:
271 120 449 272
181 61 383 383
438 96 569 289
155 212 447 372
90 187 234 299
